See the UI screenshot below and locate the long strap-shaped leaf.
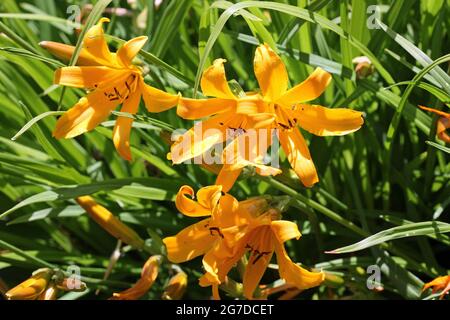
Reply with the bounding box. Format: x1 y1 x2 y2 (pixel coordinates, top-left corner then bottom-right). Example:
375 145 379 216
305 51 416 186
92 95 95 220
327 221 450 254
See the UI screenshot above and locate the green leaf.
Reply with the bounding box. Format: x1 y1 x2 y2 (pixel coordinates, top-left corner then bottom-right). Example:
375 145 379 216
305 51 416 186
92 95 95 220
327 221 450 254
425 140 450 154
0 178 179 219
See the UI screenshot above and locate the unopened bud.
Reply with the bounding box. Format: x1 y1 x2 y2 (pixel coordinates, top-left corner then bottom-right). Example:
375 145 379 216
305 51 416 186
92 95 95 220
76 196 145 249
162 271 188 300
6 269 52 300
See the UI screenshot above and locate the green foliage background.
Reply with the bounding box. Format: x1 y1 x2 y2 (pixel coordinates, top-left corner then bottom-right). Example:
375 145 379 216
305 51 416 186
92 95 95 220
0 0 449 300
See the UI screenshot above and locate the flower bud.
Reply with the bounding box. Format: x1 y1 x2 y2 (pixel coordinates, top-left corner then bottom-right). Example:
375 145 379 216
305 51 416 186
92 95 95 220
110 255 161 300
6 269 52 300
352 56 374 79
162 271 188 300
76 196 145 249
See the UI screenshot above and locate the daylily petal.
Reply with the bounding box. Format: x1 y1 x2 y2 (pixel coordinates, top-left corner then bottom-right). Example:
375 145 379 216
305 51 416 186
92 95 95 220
274 240 324 290
111 256 160 300
245 113 276 129
423 276 447 292
141 81 180 112
39 41 100 66
197 185 223 211
170 114 228 164
54 66 125 89
201 58 235 99
112 89 141 161
83 18 115 66
199 237 247 287
254 44 288 101
419 105 450 118
243 226 274 299
436 117 450 143
279 128 318 187
294 104 364 136
270 220 301 243
212 194 244 229
177 97 234 120
117 36 148 67
53 73 130 139
215 165 243 193
175 185 218 217
163 218 214 263
276 68 331 106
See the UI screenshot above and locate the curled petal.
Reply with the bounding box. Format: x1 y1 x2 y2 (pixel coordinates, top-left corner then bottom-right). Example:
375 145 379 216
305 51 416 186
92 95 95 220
117 36 148 67
83 18 115 66
276 68 332 106
279 128 318 187
201 58 235 99
175 185 218 217
197 185 223 211
254 44 288 101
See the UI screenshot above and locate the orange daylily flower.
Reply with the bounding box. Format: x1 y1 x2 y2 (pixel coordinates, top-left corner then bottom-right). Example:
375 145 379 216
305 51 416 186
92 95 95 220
156 44 363 191
5 269 52 300
110 255 161 300
423 275 450 299
419 105 450 143
198 208 324 300
163 185 323 300
40 18 179 160
163 185 250 263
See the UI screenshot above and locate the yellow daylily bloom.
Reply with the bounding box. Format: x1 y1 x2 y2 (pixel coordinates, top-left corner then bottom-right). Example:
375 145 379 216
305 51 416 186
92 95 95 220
423 275 450 299
163 184 250 264
198 209 324 300
76 196 145 249
111 255 161 300
162 271 188 300
5 269 52 300
165 187 322 300
151 44 363 191
419 105 450 143
41 18 179 160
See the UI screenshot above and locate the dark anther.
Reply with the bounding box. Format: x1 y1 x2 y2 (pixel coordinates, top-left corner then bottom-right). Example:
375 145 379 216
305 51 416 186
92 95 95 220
252 251 271 264
209 227 224 238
